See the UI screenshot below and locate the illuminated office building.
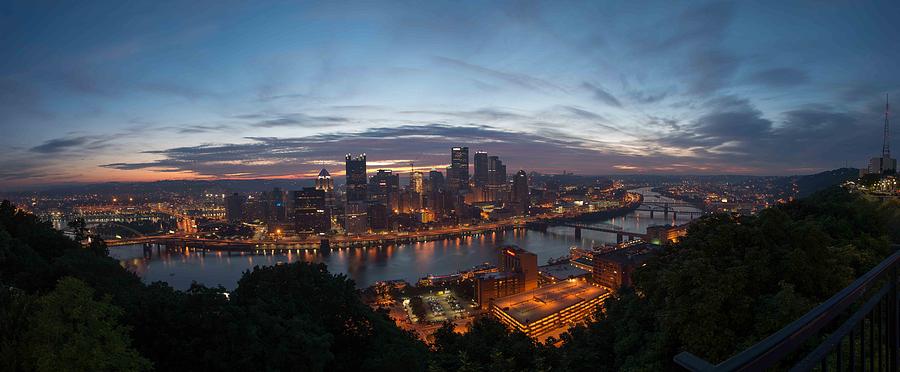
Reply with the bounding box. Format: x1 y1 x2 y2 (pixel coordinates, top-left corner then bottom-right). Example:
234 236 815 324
473 151 489 186
491 279 610 338
225 193 244 223
475 246 538 309
449 147 469 192
345 154 368 203
293 187 330 234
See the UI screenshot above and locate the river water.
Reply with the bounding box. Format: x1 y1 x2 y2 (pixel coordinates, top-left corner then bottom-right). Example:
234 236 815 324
111 188 700 290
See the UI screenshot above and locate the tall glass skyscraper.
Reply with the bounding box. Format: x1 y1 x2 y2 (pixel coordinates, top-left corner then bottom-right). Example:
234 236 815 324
345 154 367 203
473 151 489 186
449 147 469 192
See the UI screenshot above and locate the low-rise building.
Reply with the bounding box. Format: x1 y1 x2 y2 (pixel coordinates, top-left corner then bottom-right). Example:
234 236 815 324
646 224 688 244
538 262 591 285
475 246 538 309
592 243 660 290
490 279 610 338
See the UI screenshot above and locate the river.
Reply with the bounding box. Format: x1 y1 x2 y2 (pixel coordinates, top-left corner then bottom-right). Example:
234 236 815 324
110 188 701 290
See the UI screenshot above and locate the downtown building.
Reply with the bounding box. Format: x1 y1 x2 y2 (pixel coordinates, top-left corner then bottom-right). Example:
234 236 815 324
225 192 244 223
591 243 660 290
511 170 530 215
293 187 331 235
475 246 538 309
448 147 469 192
490 278 610 338
368 169 399 230
345 154 368 203
343 154 369 234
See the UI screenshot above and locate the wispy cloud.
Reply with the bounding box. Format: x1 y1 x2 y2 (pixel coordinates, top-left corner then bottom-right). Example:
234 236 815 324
580 82 622 107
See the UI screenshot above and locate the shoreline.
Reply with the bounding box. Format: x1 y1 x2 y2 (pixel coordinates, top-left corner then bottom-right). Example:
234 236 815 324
108 192 645 253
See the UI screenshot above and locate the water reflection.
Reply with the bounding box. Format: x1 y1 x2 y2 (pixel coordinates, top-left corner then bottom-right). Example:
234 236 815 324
111 188 701 290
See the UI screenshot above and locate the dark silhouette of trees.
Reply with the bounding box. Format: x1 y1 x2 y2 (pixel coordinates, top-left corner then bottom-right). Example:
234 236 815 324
0 187 897 371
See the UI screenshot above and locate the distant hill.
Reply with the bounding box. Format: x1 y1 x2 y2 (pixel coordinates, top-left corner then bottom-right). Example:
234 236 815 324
794 168 859 198
6 179 316 196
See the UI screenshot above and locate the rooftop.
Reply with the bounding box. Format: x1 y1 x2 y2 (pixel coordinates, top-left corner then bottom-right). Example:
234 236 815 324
478 271 518 280
595 242 660 265
492 280 608 325
538 262 590 281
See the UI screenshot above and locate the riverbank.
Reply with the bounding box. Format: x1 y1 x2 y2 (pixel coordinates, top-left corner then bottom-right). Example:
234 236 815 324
108 192 645 253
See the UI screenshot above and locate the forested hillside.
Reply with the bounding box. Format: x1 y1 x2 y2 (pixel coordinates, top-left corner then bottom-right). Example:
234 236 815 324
1 187 898 371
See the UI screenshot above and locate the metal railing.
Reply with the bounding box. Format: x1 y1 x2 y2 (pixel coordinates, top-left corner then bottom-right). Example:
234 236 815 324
675 246 900 371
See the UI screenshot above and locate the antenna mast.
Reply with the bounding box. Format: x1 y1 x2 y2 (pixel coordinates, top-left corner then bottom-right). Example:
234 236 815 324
884 93 891 159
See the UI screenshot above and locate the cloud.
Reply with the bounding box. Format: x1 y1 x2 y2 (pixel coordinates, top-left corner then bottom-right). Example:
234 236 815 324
242 113 349 128
30 136 90 153
581 82 622 107
100 124 613 178
685 49 740 95
559 106 605 120
746 68 810 87
28 134 116 154
139 81 222 100
629 90 668 104
653 95 880 170
176 124 231 134
433 56 564 93
398 107 528 121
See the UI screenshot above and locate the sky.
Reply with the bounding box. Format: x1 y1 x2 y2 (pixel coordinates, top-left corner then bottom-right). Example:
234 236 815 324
1 0 899 190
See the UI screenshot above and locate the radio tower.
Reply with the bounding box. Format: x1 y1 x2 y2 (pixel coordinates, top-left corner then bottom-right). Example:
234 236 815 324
884 93 891 159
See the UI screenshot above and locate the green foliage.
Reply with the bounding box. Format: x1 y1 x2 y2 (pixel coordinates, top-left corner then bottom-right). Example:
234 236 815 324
556 186 899 370
0 201 78 260
19 277 151 371
410 295 428 320
0 287 36 371
1 186 897 372
231 262 428 371
429 318 556 372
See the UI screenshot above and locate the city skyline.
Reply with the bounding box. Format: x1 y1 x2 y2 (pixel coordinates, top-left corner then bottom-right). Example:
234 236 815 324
2 1 899 190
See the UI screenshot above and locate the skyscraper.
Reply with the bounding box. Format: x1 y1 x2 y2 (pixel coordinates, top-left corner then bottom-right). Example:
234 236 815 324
428 169 447 216
473 151 489 186
488 155 507 185
316 168 334 192
345 154 367 203
410 171 424 211
428 168 446 191
225 193 244 223
369 169 400 210
512 170 529 215
293 187 330 234
449 147 469 191
268 187 287 223
315 168 335 207
343 201 368 234
410 171 424 193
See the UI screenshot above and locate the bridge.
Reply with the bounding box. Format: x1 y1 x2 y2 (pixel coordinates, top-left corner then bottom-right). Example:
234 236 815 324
527 221 647 243
675 245 900 371
634 206 704 219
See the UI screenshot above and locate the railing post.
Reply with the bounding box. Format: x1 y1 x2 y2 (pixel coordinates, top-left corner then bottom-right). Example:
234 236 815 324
891 265 898 372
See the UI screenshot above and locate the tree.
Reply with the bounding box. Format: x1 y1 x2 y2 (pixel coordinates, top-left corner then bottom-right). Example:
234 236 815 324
429 318 556 372
67 218 87 243
21 277 151 371
229 262 428 372
557 186 899 370
410 296 428 321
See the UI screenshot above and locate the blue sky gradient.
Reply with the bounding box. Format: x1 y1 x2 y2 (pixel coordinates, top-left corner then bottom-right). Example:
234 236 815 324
1 1 899 189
